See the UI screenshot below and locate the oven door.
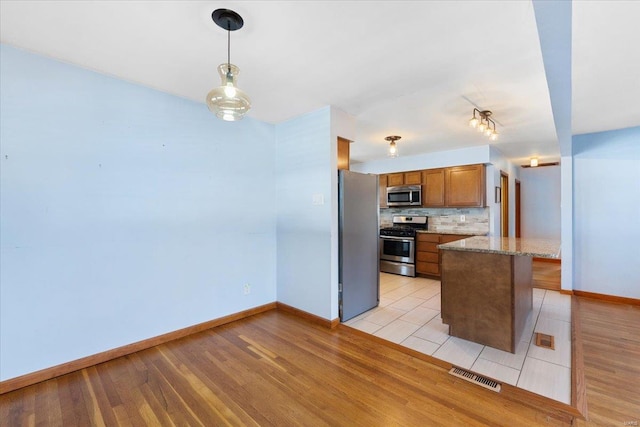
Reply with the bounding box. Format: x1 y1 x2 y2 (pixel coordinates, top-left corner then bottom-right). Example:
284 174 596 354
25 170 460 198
379 236 415 263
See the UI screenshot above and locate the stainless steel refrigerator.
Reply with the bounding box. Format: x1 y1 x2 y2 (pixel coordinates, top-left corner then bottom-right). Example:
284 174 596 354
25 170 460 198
339 170 380 322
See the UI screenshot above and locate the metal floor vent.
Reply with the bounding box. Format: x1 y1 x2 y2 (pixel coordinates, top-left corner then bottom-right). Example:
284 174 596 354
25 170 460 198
449 367 502 393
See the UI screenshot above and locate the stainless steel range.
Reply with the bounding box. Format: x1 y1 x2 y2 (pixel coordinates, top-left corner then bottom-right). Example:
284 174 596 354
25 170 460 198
379 215 428 277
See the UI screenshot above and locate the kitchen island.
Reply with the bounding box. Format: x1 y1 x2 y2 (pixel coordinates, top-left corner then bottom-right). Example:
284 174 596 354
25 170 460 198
439 237 560 353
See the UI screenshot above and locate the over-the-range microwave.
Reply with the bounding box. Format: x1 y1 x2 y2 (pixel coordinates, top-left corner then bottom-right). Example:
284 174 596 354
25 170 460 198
386 185 422 207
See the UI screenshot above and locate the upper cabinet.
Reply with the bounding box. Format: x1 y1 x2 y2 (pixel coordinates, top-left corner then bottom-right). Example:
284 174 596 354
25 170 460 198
404 171 422 185
422 168 445 207
380 164 486 208
379 174 388 208
337 137 350 171
387 173 404 186
387 171 422 187
445 164 485 207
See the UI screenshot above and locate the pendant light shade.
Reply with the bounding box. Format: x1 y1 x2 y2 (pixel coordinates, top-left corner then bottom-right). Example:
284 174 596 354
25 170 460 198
206 9 251 121
386 135 401 157
206 64 251 121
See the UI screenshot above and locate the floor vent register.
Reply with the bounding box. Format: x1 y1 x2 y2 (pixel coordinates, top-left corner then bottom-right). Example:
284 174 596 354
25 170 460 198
448 367 502 392
534 332 555 350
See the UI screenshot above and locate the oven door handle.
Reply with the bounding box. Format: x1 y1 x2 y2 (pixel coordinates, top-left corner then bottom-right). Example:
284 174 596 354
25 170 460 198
380 235 415 242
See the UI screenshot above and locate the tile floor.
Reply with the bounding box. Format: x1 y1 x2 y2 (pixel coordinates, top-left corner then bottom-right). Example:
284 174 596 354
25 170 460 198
344 273 572 404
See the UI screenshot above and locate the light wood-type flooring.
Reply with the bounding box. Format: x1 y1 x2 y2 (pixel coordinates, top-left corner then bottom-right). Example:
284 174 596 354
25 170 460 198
1 274 638 426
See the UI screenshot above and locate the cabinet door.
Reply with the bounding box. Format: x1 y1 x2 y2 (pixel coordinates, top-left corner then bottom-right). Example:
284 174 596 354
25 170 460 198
416 233 441 275
422 168 445 207
379 174 388 208
445 164 485 207
387 173 404 187
404 171 422 185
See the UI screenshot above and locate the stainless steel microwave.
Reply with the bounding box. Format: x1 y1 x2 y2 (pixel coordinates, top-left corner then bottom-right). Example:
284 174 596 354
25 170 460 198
386 185 422 207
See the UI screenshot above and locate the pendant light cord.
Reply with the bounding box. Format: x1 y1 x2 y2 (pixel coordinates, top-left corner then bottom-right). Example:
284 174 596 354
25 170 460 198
227 25 231 74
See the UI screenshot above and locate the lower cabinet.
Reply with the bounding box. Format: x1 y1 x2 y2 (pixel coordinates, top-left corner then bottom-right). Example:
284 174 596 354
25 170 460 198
416 233 472 277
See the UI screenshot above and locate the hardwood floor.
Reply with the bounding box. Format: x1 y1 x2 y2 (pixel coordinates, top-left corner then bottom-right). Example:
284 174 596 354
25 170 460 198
1 297 637 426
574 297 640 427
2 310 573 426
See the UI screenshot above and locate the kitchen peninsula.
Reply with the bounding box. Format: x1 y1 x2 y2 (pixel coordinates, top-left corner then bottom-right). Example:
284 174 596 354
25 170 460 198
439 237 561 353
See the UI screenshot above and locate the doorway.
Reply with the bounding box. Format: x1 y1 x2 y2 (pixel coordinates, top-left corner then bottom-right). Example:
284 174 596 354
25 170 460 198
515 179 521 238
500 172 509 237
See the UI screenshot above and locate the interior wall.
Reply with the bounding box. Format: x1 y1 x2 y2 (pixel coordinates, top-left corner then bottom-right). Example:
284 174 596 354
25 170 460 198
573 126 640 298
0 45 278 381
275 107 334 319
520 165 561 239
489 147 521 237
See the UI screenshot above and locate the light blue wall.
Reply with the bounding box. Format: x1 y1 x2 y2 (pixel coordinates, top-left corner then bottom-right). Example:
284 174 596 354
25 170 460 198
351 145 490 175
520 165 561 239
275 107 334 319
573 126 640 298
0 45 277 380
532 0 573 289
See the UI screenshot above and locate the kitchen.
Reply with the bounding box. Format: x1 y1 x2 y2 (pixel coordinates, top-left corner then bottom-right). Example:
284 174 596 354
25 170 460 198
338 149 566 404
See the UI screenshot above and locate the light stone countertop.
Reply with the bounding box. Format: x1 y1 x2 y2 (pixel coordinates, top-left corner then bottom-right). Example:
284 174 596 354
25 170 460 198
416 230 487 236
438 236 561 259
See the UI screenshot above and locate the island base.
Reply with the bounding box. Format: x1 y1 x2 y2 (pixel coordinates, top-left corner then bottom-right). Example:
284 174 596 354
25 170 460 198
441 250 533 353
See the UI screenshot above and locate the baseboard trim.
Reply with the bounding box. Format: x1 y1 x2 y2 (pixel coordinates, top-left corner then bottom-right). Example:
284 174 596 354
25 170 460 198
0 302 277 395
276 302 339 329
573 290 640 306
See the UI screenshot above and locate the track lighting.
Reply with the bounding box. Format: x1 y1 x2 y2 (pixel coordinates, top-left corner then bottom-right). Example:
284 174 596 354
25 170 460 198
469 109 498 140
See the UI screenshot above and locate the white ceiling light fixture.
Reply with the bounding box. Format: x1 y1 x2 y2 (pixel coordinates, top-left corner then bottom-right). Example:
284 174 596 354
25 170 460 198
206 9 251 121
469 109 498 141
386 135 401 157
530 157 539 167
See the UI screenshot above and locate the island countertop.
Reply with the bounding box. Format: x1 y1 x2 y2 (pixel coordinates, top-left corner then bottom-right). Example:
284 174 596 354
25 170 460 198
438 236 561 259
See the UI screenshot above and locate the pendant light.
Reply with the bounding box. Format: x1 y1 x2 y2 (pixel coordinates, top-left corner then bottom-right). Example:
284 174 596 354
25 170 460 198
386 135 401 157
206 9 251 121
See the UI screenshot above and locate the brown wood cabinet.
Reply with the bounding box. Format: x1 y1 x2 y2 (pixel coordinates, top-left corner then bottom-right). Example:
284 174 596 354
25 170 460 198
337 137 350 171
379 174 388 208
422 168 445 207
416 233 472 277
387 173 404 186
404 171 422 185
445 164 485 207
386 171 422 187
379 164 485 209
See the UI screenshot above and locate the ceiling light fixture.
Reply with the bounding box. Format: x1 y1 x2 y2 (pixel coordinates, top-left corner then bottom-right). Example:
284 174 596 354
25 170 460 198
530 157 539 167
206 9 251 121
469 108 498 141
386 135 401 158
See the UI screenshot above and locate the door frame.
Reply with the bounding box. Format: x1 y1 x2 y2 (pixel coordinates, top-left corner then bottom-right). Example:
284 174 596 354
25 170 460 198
500 172 509 237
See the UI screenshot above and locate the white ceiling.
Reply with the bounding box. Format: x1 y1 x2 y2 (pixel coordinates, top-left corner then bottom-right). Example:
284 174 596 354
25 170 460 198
1 1 639 165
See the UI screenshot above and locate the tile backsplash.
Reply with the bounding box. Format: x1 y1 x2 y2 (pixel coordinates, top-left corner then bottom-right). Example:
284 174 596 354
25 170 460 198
381 207 489 235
